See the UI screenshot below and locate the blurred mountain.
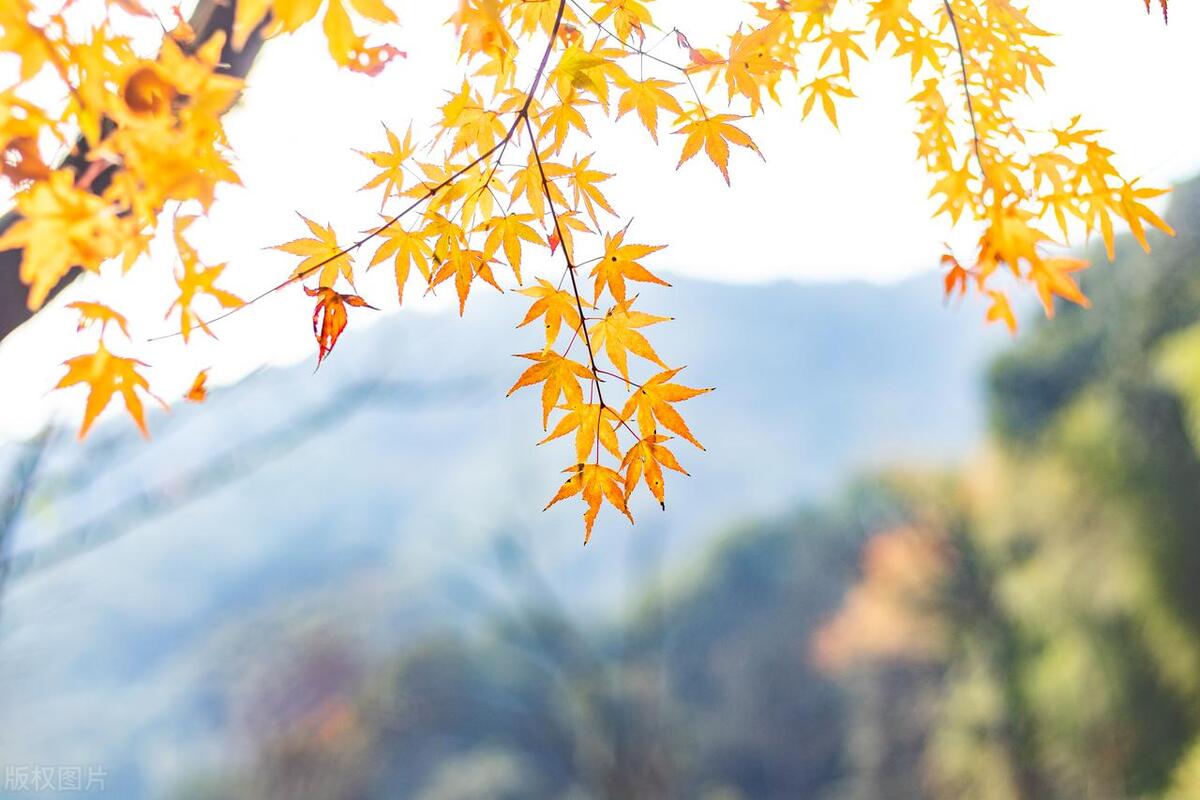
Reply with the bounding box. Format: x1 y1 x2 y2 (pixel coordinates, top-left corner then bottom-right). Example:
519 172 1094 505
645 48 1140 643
0 271 1001 797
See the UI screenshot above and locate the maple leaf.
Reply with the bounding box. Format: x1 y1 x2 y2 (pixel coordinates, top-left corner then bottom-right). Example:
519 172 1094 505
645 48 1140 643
800 75 856 129
56 341 165 438
476 212 543 284
184 368 209 403
622 435 688 509
592 0 653 42
941 254 969 299
541 402 623 463
616 78 683 144
545 211 591 263
590 229 669 304
357 123 415 202
929 156 973 223
517 278 588 351
320 0 400 70
537 98 592 157
273 214 355 289
673 112 762 185
1031 257 1090 318
818 29 868 76
892 27 945 78
68 301 130 339
511 152 570 220
985 290 1017 334
0 170 125 309
551 41 628 110
545 463 633 544
170 215 244 342
1116 180 1175 253
436 80 505 158
723 18 788 112
429 246 501 315
451 0 514 62
368 222 433 305
589 298 670 382
622 368 711 449
305 285 377 368
507 350 594 429
567 154 616 227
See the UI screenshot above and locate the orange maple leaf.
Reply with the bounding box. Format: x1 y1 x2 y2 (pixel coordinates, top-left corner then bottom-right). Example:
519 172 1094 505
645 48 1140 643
590 229 669 304
304 285 377 368
622 435 688 509
1031 257 1090 318
273 215 355 289
622 368 712 449
56 341 165 438
68 301 131 339
545 463 633 544
184 368 210 403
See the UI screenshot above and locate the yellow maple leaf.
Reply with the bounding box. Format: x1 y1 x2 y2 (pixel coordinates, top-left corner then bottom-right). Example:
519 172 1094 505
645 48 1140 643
541 402 623 463
590 230 668 304
0 170 125 310
357 123 415 202
985 289 1017 334
368 222 433 304
170 215 244 341
507 350 594 429
589 298 670 382
429 246 501 315
799 74 856 128
673 112 762 185
517 278 588 351
272 214 355 288
616 78 683 144
476 212 543 284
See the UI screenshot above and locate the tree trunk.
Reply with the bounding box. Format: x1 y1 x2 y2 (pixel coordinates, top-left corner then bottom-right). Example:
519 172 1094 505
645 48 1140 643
0 0 270 343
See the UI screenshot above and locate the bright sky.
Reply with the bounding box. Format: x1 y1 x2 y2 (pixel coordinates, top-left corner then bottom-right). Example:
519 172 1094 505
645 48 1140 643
1 0 1198 441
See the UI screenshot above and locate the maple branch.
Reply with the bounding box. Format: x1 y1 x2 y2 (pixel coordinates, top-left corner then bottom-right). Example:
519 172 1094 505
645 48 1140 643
155 0 571 341
0 0 271 344
524 114 607 413
523 111 644 456
942 0 986 180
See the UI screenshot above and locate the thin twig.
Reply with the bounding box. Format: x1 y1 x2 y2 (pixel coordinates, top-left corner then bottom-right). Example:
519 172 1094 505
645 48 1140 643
942 0 986 180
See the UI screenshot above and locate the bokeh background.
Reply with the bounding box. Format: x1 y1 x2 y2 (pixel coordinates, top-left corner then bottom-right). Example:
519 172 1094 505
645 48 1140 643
4 3 1200 798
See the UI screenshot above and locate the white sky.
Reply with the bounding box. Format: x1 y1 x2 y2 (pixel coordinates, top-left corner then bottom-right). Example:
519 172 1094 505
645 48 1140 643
1 0 1198 441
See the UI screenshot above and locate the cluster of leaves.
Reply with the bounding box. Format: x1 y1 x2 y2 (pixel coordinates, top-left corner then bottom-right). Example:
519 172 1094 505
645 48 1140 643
0 0 402 431
0 0 1174 540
